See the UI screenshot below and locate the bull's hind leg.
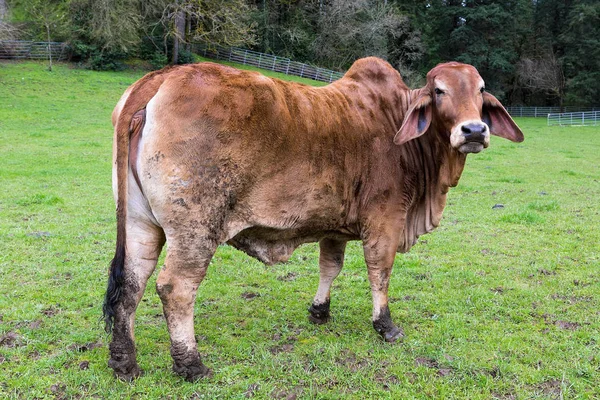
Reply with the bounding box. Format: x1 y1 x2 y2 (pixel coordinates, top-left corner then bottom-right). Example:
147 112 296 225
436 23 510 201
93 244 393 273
309 238 347 324
156 235 216 382
107 222 164 381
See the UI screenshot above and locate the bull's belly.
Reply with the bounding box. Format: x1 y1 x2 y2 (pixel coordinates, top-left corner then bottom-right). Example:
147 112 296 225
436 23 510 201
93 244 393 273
227 227 356 265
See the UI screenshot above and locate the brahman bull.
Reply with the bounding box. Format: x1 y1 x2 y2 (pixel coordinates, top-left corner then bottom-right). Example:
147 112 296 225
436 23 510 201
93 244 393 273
103 57 523 381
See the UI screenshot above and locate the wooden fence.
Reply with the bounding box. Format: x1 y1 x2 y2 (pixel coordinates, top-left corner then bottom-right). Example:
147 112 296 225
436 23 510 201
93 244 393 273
193 42 344 83
0 40 68 60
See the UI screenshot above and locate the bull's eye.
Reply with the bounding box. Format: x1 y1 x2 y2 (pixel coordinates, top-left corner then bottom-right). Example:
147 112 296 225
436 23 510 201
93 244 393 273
434 88 445 95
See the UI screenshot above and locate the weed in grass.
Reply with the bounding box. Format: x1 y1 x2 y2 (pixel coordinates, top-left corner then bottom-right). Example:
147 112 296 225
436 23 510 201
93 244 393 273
527 200 559 212
1 62 599 399
16 194 64 206
500 211 545 224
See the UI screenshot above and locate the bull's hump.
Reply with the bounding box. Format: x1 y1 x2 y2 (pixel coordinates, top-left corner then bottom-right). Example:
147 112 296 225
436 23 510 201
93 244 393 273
344 57 408 89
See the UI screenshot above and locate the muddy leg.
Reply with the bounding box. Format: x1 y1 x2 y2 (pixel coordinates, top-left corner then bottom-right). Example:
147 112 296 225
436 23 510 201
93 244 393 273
156 240 214 382
308 238 347 324
108 223 164 381
363 236 404 343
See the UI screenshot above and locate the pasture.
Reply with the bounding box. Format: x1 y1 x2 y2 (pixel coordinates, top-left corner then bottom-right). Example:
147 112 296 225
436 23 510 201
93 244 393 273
1 60 599 399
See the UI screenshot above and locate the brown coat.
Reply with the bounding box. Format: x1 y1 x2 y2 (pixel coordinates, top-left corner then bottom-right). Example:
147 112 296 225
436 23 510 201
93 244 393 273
104 57 523 381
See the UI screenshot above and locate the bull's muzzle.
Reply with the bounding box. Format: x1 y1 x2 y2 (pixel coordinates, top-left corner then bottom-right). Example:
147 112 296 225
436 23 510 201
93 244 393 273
451 120 490 154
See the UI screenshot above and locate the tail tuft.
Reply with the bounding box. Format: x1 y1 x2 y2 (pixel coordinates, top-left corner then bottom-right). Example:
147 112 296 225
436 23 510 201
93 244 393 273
103 219 126 334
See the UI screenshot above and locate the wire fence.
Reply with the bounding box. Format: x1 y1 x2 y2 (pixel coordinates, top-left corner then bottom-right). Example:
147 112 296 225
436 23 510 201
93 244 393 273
0 40 68 60
192 42 344 83
547 111 600 126
506 106 600 118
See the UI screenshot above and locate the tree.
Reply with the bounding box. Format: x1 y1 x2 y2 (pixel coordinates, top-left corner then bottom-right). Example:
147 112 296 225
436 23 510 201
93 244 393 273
517 54 565 106
418 0 534 101
10 0 67 70
560 1 600 106
70 0 141 54
156 0 257 64
312 0 421 71
0 0 20 41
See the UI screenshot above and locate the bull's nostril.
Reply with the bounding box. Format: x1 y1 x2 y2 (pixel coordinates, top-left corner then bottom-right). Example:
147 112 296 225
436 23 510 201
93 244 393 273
463 123 486 135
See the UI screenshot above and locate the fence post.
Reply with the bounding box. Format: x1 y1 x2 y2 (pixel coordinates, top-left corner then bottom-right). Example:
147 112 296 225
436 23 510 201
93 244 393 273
300 63 305 78
329 70 334 83
243 50 247 65
285 59 290 75
534 107 537 118
272 55 276 71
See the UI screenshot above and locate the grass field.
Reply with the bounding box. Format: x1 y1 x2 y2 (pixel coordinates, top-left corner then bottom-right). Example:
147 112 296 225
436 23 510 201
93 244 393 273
1 60 599 399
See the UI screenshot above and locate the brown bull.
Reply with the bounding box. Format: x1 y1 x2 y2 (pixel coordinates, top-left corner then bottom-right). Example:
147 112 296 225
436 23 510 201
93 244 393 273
103 57 523 381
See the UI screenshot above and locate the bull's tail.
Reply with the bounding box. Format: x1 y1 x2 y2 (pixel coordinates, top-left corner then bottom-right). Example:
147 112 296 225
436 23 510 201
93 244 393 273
102 66 176 334
103 230 126 333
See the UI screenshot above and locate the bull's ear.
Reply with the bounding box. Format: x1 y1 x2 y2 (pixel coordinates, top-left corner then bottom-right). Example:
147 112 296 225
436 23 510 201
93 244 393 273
482 92 524 143
393 94 432 146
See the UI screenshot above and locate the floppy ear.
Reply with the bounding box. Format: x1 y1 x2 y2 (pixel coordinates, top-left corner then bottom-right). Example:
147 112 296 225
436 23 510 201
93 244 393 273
482 92 524 143
393 94 432 146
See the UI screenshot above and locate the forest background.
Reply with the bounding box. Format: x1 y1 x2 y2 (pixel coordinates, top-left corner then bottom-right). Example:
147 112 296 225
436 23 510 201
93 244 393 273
1 0 598 107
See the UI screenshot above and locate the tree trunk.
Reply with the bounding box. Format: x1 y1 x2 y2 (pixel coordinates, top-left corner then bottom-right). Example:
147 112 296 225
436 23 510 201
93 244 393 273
46 23 52 71
171 6 185 64
0 0 8 20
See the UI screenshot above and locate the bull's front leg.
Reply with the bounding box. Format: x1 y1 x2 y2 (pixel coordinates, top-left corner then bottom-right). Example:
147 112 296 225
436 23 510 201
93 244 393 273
362 230 405 343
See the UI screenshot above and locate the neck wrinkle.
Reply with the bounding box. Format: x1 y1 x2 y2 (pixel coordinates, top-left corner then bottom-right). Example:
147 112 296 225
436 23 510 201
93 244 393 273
397 127 467 253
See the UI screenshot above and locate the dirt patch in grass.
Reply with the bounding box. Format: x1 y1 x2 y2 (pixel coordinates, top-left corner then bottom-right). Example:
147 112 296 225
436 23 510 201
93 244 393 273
241 291 260 300
374 372 400 390
244 383 260 398
28 319 43 329
270 343 295 354
277 272 298 281
415 357 454 377
336 350 369 372
554 320 580 330
492 392 516 400
550 293 592 304
537 379 564 398
271 388 302 400
42 306 60 317
49 383 67 399
0 332 22 348
68 342 103 352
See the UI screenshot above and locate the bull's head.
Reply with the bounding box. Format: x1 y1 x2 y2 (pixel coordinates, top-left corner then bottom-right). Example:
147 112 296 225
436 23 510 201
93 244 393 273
393 62 524 153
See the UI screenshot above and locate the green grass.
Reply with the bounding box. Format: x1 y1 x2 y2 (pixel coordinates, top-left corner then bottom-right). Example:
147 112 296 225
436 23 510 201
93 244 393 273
1 60 599 399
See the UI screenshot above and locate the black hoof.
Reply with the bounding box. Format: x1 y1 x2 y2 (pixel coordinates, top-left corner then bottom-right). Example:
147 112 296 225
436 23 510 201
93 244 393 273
171 341 211 382
381 325 404 343
373 306 405 343
109 355 142 381
173 361 211 382
308 301 331 325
